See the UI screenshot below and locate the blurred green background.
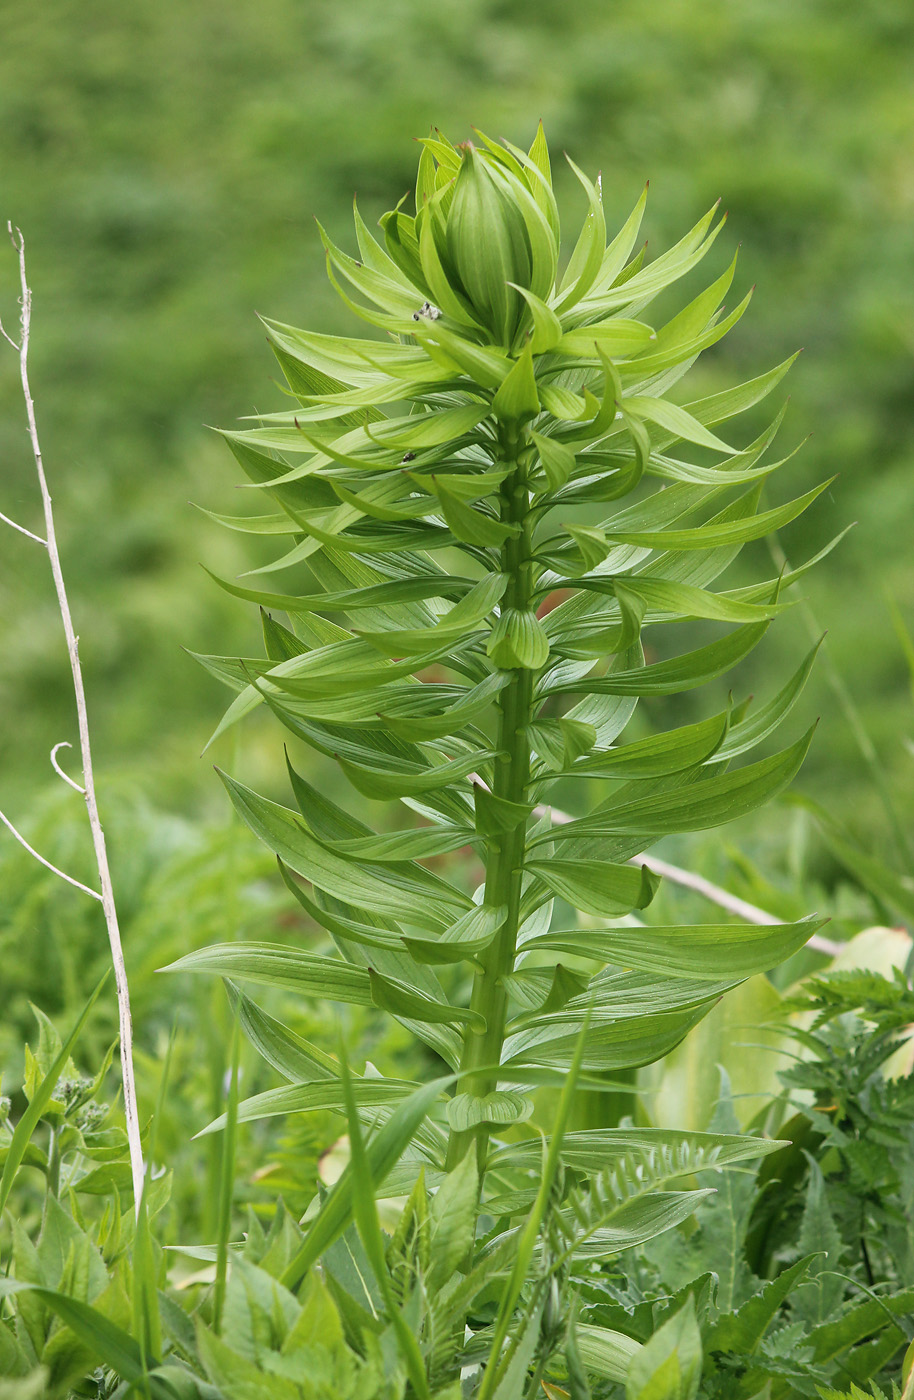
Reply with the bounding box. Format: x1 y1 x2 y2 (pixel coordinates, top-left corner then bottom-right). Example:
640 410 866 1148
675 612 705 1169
1 0 912 826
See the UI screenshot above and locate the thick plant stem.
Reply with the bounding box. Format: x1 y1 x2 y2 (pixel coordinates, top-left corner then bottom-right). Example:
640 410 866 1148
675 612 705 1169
446 424 533 1176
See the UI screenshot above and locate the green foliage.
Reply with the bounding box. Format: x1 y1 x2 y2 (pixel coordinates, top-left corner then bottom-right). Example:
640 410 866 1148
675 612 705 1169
161 125 832 1395
577 964 914 1400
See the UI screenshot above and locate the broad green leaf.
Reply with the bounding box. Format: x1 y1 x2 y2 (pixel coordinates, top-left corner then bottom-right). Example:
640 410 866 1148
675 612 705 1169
487 607 550 669
528 717 597 772
560 1192 713 1264
530 430 576 491
502 1001 718 1072
623 396 737 454
525 858 659 918
446 1091 532 1132
557 318 655 358
474 785 535 836
626 1298 702 1400
491 342 541 421
577 1325 642 1384
402 902 505 965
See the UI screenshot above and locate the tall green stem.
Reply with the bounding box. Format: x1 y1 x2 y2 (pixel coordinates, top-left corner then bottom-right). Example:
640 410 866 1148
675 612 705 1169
446 423 534 1177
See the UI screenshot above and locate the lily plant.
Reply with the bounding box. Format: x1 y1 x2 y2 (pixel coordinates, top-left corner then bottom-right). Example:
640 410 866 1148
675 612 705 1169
169 126 839 1398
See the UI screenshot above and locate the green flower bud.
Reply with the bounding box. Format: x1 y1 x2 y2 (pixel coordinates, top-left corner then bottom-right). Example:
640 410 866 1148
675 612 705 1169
445 146 534 347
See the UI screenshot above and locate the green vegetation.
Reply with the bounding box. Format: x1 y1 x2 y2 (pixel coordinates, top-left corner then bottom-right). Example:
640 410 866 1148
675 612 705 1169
1 6 913 1396
0 0 912 822
3 119 913 1398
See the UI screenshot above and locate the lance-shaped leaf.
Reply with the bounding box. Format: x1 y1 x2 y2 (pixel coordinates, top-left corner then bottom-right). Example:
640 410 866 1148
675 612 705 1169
543 620 770 696
491 342 540 421
511 285 563 353
225 982 338 1081
219 771 471 929
524 915 828 980
353 572 506 654
601 480 831 550
338 747 499 800
714 638 822 761
490 1126 787 1174
162 942 373 1004
369 969 486 1030
536 727 815 843
569 708 730 779
530 429 576 491
204 569 474 616
503 1000 716 1073
381 671 510 739
198 1076 421 1136
431 476 521 547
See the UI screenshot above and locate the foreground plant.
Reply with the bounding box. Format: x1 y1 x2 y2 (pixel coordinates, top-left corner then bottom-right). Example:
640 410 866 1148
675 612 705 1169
169 126 840 1394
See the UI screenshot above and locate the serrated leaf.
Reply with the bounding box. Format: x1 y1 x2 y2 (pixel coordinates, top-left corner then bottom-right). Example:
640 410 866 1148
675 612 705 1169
707 1255 817 1355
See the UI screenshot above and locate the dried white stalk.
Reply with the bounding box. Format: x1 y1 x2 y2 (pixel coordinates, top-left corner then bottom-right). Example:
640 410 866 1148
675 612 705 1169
0 225 145 1215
